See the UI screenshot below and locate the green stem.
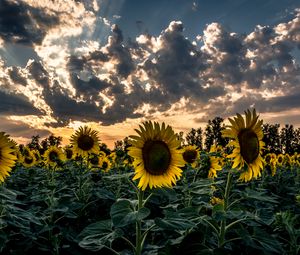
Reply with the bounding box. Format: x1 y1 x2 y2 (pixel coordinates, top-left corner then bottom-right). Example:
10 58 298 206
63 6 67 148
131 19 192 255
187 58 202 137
218 171 232 247
121 236 136 251
187 167 200 207
135 190 144 255
143 193 153 207
225 218 247 232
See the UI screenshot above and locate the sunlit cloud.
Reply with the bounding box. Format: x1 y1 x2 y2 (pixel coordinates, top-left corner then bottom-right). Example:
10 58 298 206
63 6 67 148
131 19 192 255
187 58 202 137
0 1 299 146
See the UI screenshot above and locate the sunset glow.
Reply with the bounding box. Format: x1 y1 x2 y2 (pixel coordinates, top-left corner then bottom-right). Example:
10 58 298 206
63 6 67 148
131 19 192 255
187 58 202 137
0 0 299 148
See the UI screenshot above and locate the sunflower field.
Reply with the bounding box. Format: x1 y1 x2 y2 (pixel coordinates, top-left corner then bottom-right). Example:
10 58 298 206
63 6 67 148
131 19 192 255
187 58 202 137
0 109 299 255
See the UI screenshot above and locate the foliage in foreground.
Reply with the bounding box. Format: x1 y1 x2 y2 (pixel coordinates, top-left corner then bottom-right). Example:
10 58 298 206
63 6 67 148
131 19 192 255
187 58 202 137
0 160 299 255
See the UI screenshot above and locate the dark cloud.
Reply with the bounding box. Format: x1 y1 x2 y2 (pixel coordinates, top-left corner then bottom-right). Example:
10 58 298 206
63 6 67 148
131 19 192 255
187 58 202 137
66 55 111 100
0 89 42 115
70 74 111 100
8 66 27 86
142 21 212 104
202 23 250 85
42 80 104 127
0 0 59 45
0 115 51 140
27 60 50 87
106 24 135 78
1 6 300 128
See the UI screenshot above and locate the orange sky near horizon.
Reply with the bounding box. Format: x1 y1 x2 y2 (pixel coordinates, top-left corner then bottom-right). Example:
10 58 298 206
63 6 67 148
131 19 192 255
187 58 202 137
9 108 300 149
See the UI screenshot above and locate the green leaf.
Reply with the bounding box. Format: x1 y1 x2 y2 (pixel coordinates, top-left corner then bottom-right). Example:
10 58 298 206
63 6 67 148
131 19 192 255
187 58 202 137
243 188 279 204
78 219 123 252
110 199 150 227
155 216 195 231
252 228 283 254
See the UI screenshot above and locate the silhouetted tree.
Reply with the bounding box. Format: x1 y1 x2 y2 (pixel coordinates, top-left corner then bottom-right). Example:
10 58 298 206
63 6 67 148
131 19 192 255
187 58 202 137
186 128 203 150
204 117 227 151
113 137 129 158
40 134 62 153
262 124 281 154
280 124 296 154
294 128 300 153
27 135 41 151
176 131 185 146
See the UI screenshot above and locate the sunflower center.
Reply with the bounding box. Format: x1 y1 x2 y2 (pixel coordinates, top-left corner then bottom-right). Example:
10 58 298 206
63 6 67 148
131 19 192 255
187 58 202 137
183 150 197 163
102 161 108 169
66 149 73 159
238 129 259 164
265 155 271 164
142 140 171 175
90 155 99 165
24 157 33 164
78 135 94 151
49 151 58 162
278 157 283 163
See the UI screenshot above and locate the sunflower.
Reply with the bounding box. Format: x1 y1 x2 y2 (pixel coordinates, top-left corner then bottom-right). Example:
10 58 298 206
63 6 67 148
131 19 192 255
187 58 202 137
264 153 277 176
128 121 185 191
22 149 36 168
44 146 65 167
64 146 74 160
276 154 284 167
108 151 117 164
222 109 265 182
100 157 112 172
0 132 17 182
207 145 223 178
291 153 300 167
284 154 292 167
264 153 276 165
210 196 224 206
182 145 199 168
88 153 102 169
70 126 100 158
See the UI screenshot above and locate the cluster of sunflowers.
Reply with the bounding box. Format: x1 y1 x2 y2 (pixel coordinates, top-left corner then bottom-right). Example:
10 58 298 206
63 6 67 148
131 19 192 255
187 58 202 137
1 108 299 190
181 144 224 179
128 109 267 189
263 152 300 176
0 127 126 183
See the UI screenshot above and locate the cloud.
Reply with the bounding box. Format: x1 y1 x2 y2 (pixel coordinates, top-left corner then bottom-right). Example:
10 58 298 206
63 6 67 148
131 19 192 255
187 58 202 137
0 0 59 45
0 2 300 134
141 21 224 107
0 89 42 115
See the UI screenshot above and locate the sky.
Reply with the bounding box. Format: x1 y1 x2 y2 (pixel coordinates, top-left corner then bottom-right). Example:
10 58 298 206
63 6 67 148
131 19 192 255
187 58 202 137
0 0 300 148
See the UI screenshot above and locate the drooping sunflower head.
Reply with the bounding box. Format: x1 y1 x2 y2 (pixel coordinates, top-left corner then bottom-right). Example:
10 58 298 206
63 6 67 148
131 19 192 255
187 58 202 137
44 146 65 167
0 132 17 182
128 121 185 191
70 126 100 158
222 109 265 182
182 145 199 167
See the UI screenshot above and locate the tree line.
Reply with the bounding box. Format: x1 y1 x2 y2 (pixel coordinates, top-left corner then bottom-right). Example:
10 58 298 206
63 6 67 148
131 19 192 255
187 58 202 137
25 118 300 155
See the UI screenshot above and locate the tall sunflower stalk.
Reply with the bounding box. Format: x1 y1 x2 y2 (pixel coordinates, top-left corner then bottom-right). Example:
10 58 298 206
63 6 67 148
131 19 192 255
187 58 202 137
216 108 265 247
127 121 185 255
